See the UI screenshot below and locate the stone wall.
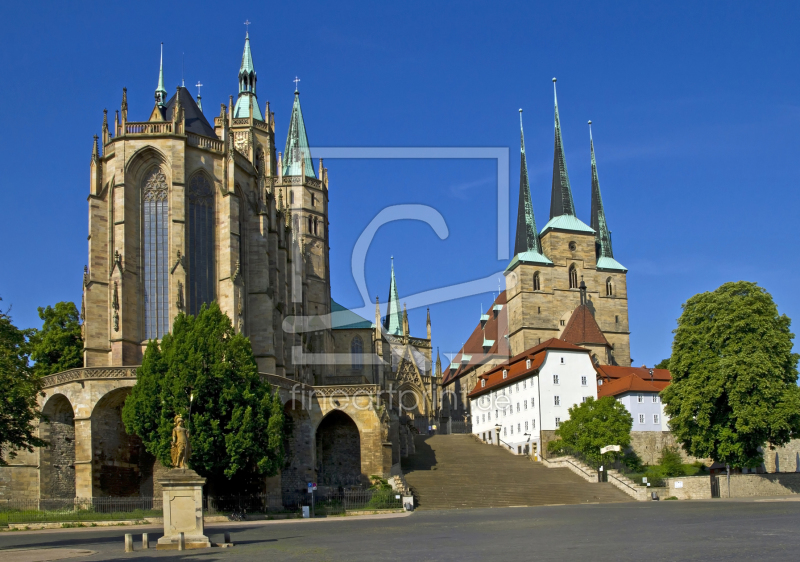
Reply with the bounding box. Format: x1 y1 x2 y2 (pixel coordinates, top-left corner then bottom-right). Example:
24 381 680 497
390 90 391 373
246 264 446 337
629 431 702 465
40 396 76 498
662 473 800 500
763 439 800 473
281 402 314 495
316 411 362 487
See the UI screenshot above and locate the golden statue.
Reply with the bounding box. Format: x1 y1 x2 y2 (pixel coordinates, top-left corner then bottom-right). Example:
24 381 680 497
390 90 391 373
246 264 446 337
171 415 191 469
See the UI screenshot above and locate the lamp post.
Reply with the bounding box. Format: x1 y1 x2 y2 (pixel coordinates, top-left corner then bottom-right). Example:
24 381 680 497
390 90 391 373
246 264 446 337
494 424 502 447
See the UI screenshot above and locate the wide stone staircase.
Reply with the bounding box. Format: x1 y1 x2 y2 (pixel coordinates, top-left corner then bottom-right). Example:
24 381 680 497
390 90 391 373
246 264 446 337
402 434 631 510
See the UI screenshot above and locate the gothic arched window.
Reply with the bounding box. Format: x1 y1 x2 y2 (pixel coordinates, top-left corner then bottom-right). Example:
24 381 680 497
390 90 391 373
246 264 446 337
569 264 578 289
606 277 613 296
351 336 363 371
187 172 215 315
533 271 541 291
313 217 318 236
143 167 169 339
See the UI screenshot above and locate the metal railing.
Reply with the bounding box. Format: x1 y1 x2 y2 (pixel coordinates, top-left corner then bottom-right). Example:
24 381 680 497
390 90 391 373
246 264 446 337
0 497 163 526
205 490 401 517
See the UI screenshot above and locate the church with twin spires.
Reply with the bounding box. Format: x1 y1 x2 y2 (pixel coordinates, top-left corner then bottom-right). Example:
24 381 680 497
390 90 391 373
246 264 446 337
440 78 632 420
0 32 438 502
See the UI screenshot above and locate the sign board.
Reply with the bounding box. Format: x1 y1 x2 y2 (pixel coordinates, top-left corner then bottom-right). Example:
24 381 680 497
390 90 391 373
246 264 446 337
395 495 401 499
307 483 313 493
599 466 604 472
642 477 648 484
600 445 621 454
675 481 684 489
313 483 317 491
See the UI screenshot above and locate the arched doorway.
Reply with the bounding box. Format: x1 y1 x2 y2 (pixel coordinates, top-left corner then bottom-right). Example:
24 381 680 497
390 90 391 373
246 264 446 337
315 411 362 488
91 388 148 497
282 400 313 496
40 395 76 499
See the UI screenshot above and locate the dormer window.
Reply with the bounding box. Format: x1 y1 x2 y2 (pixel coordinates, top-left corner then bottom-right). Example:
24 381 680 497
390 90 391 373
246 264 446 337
526 359 531 369
481 379 485 388
502 370 507 379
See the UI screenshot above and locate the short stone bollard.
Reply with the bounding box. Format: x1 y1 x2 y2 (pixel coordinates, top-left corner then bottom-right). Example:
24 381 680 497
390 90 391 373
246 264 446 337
224 532 231 544
142 533 149 549
124 534 134 553
178 532 185 551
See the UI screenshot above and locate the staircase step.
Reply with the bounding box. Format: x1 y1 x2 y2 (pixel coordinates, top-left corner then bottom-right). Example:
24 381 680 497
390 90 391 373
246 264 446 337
400 434 631 510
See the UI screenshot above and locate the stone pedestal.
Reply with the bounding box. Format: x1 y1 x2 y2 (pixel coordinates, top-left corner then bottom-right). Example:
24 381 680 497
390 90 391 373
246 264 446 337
156 469 210 550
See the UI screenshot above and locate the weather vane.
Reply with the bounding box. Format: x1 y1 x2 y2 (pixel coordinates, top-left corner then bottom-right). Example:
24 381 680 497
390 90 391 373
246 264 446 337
244 20 251 32
293 76 301 92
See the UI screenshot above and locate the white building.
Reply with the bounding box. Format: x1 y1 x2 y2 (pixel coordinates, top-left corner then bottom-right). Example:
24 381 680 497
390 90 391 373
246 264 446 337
595 365 671 432
469 339 598 458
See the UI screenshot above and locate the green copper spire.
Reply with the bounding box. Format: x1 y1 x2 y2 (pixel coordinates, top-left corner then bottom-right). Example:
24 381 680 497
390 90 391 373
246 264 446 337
282 88 316 178
589 121 627 272
233 32 264 120
514 109 542 256
383 258 403 336
550 78 576 219
155 43 167 108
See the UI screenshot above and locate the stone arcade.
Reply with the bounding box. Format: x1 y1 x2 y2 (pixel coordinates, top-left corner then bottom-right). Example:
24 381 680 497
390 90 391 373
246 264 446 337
0 33 437 500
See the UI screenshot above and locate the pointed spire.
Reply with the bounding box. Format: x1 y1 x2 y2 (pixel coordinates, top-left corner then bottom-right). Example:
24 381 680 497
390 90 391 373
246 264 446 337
589 121 614 260
282 89 316 178
402 303 409 337
375 295 381 332
514 109 543 256
383 257 403 336
92 135 99 161
550 78 576 219
233 32 264 120
426 307 431 340
155 43 167 107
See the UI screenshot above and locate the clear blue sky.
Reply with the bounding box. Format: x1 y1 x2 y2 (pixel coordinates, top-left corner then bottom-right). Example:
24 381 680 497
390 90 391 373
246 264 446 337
1 1 799 367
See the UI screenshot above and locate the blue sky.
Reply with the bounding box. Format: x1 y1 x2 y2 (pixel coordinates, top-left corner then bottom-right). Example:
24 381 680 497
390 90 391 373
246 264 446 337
1 1 799 367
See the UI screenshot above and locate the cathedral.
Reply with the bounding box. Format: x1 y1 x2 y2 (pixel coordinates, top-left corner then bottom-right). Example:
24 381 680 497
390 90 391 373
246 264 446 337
0 33 437 500
441 79 631 422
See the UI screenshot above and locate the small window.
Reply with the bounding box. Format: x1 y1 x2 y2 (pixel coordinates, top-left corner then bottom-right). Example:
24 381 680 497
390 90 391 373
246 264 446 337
510 426 514 435
639 414 645 424
615 315 619 324
290 190 295 204
560 319 565 326
517 423 521 433
526 359 531 369
524 400 528 410
653 414 660 424
523 379 527 388
481 379 485 388
525 421 529 431
581 376 587 386
503 370 507 379
553 374 559 384
598 379 603 386
560 357 565 364
532 419 536 429
652 395 658 403
606 277 613 296
538 306 541 314
581 396 587 403
311 193 316 207
555 417 561 428
531 397 535 407
554 396 560 406
638 395 643 403
569 264 578 289
533 272 541 291
495 410 498 419
568 241 577 251
516 403 520 412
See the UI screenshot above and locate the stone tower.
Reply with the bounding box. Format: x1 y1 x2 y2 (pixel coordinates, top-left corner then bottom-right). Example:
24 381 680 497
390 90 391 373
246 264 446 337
80 33 329 383
504 79 631 366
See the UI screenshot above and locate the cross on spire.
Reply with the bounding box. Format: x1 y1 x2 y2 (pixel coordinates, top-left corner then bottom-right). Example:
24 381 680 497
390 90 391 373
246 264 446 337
293 76 301 93
244 20 251 32
196 81 203 96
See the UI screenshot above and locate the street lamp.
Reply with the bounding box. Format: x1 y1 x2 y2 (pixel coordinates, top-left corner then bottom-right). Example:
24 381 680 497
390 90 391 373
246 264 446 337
494 424 502 447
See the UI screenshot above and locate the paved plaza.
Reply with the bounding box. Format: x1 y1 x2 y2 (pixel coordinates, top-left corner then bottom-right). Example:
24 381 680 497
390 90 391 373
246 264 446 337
2 499 800 561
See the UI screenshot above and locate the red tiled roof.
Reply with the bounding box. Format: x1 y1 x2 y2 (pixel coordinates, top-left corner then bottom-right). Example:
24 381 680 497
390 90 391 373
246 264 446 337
560 304 609 347
441 291 510 386
597 374 669 398
467 338 590 399
595 365 672 383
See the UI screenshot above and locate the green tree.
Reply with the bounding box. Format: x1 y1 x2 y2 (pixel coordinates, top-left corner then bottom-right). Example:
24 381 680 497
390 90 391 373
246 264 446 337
659 446 684 477
0 298 46 464
662 281 800 468
548 396 632 467
28 302 83 377
122 302 284 492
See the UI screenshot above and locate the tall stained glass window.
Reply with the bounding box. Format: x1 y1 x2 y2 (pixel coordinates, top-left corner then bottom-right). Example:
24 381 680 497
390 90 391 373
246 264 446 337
143 167 169 339
187 173 215 315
